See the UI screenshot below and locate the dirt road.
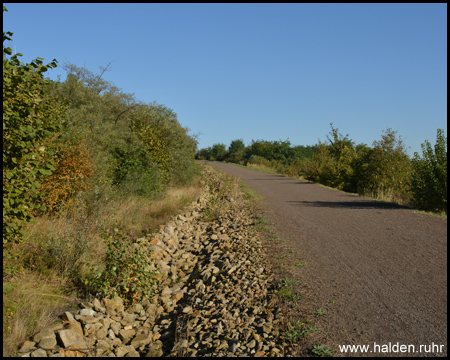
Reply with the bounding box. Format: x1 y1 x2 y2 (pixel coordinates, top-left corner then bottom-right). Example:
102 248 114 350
207 161 447 357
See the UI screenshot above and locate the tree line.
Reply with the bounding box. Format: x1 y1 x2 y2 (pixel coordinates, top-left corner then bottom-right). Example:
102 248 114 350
196 124 447 214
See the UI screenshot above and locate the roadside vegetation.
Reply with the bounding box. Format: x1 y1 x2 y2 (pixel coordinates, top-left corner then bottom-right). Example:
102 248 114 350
3 7 201 356
197 125 447 216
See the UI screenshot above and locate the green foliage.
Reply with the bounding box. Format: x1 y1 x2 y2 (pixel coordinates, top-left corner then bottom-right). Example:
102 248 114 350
48 62 198 202
228 138 245 154
245 139 292 164
196 147 212 160
247 154 271 167
410 129 447 212
301 124 356 189
110 144 164 198
209 143 228 161
310 345 333 357
130 102 198 186
314 308 327 317
85 226 160 304
226 139 246 163
3 21 67 247
283 321 318 342
196 138 318 169
353 128 412 203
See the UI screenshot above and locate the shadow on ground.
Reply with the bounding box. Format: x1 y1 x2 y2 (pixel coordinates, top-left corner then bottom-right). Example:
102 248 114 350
287 199 404 210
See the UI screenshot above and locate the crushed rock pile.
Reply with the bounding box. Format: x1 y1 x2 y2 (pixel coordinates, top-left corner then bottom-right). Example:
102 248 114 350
18 167 293 357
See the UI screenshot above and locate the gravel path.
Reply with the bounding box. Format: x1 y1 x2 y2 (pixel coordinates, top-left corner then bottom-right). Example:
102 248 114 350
208 161 447 357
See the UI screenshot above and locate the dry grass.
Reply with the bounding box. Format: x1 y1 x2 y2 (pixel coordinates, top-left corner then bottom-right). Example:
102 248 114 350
3 271 80 357
245 163 279 174
3 181 202 357
110 185 202 238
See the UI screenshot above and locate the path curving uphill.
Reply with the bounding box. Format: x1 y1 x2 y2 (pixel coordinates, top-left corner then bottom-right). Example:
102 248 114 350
208 161 447 357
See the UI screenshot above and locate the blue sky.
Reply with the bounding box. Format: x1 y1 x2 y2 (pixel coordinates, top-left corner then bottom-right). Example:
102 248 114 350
3 3 447 156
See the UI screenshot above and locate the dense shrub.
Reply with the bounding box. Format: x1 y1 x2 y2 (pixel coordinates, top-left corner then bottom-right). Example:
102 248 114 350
225 139 246 164
37 138 94 213
410 129 447 212
352 129 412 204
244 139 292 164
3 24 67 246
130 103 198 187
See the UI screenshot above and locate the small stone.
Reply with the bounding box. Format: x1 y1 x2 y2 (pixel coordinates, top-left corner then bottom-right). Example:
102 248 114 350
38 337 57 349
65 321 83 336
96 326 108 340
130 333 151 348
31 349 48 357
127 303 144 314
79 315 102 325
110 322 121 336
19 340 36 352
97 339 113 351
118 329 135 341
229 342 239 353
93 298 102 309
61 349 83 357
182 306 193 314
115 345 130 357
62 312 75 322
79 309 95 316
126 350 140 357
32 328 55 343
79 302 93 310
56 329 87 349
146 340 163 357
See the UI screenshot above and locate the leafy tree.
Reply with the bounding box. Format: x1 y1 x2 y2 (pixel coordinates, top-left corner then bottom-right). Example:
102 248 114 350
410 129 447 212
196 147 212 160
226 139 246 163
228 139 245 155
244 139 292 164
349 129 412 203
209 143 227 161
291 145 318 161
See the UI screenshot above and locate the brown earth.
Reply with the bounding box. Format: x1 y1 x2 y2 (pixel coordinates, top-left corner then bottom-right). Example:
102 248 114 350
207 161 447 357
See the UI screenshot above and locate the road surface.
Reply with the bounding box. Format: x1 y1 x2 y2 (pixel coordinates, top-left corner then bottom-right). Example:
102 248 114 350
207 161 447 357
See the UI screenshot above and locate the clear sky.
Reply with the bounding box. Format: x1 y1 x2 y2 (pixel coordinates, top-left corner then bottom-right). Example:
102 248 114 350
3 3 447 157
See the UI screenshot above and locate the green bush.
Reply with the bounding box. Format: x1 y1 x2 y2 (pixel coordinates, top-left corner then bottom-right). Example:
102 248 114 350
85 226 160 304
130 103 198 186
410 129 447 212
3 19 67 247
352 129 412 204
